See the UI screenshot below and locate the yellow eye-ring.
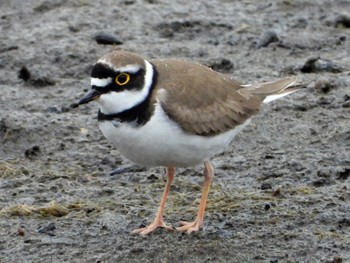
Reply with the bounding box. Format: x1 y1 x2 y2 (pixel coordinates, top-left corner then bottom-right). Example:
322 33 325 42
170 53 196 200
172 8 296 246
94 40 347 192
115 73 130 86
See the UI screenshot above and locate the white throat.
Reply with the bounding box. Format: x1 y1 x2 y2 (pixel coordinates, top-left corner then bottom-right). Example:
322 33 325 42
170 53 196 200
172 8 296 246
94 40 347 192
94 60 154 115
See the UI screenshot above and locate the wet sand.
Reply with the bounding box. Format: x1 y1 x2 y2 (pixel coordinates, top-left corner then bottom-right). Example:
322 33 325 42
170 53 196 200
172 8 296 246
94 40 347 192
1 0 349 262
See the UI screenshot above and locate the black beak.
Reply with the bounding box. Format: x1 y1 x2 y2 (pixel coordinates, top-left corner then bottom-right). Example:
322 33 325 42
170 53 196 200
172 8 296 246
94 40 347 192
78 90 101 105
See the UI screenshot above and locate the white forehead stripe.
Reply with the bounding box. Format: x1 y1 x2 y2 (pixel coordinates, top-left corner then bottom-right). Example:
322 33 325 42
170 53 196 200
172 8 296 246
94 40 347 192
115 64 141 73
91 77 112 87
97 58 141 73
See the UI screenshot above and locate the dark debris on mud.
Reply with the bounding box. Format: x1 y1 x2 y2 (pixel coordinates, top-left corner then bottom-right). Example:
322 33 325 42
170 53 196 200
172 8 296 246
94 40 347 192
0 0 350 262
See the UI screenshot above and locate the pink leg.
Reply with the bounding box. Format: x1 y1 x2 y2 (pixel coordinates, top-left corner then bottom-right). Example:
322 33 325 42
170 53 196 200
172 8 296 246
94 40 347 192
131 166 175 235
177 161 214 233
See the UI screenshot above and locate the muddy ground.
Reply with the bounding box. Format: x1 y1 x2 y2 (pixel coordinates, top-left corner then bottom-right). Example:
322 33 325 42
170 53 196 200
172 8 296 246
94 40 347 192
1 0 350 262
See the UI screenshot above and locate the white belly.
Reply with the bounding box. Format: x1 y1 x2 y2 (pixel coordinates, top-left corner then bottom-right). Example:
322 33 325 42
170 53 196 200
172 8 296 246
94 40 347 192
98 104 250 167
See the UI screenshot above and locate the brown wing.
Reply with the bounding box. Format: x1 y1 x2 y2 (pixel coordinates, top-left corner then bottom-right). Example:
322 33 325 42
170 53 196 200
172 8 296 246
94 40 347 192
151 59 262 136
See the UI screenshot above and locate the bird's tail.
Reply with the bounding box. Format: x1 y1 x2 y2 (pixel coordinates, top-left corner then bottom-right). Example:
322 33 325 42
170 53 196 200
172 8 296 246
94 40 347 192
239 77 300 104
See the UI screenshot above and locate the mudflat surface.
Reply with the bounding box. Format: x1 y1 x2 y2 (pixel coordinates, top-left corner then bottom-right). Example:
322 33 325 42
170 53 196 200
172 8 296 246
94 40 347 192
1 0 350 262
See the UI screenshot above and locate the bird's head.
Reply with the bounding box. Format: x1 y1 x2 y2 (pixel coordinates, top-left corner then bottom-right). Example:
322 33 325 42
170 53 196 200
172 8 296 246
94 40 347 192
79 50 154 115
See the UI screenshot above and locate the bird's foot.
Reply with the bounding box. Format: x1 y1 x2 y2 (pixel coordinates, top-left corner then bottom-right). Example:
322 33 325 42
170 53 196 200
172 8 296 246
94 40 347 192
131 219 174 235
176 220 202 234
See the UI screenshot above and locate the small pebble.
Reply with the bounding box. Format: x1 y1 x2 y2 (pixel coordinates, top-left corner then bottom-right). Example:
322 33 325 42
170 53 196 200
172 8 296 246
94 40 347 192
261 183 272 190
18 66 55 87
37 222 56 236
338 218 350 228
289 160 304 172
317 97 331 105
272 188 281 197
209 58 234 73
300 57 342 73
123 0 135 5
314 78 336 94
293 104 308 111
84 207 95 214
312 178 329 187
336 168 350 181
342 101 350 108
68 25 79 33
17 226 26 236
24 145 41 159
332 255 343 263
0 45 18 53
335 13 350 28
18 66 31 81
256 30 279 48
94 33 123 45
45 106 61 113
147 174 158 181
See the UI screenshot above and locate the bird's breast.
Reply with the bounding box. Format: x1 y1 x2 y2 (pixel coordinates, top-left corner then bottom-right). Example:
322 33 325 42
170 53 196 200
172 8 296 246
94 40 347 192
98 103 250 167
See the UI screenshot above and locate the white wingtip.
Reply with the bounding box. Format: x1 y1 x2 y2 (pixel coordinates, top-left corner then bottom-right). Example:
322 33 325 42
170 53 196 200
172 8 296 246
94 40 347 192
263 89 298 104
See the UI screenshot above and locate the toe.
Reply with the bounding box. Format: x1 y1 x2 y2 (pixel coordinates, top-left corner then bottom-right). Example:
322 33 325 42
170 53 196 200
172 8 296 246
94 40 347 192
176 221 201 233
131 221 174 235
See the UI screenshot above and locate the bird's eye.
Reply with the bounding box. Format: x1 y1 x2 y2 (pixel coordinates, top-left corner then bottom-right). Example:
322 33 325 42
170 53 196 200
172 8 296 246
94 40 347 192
115 73 130 86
